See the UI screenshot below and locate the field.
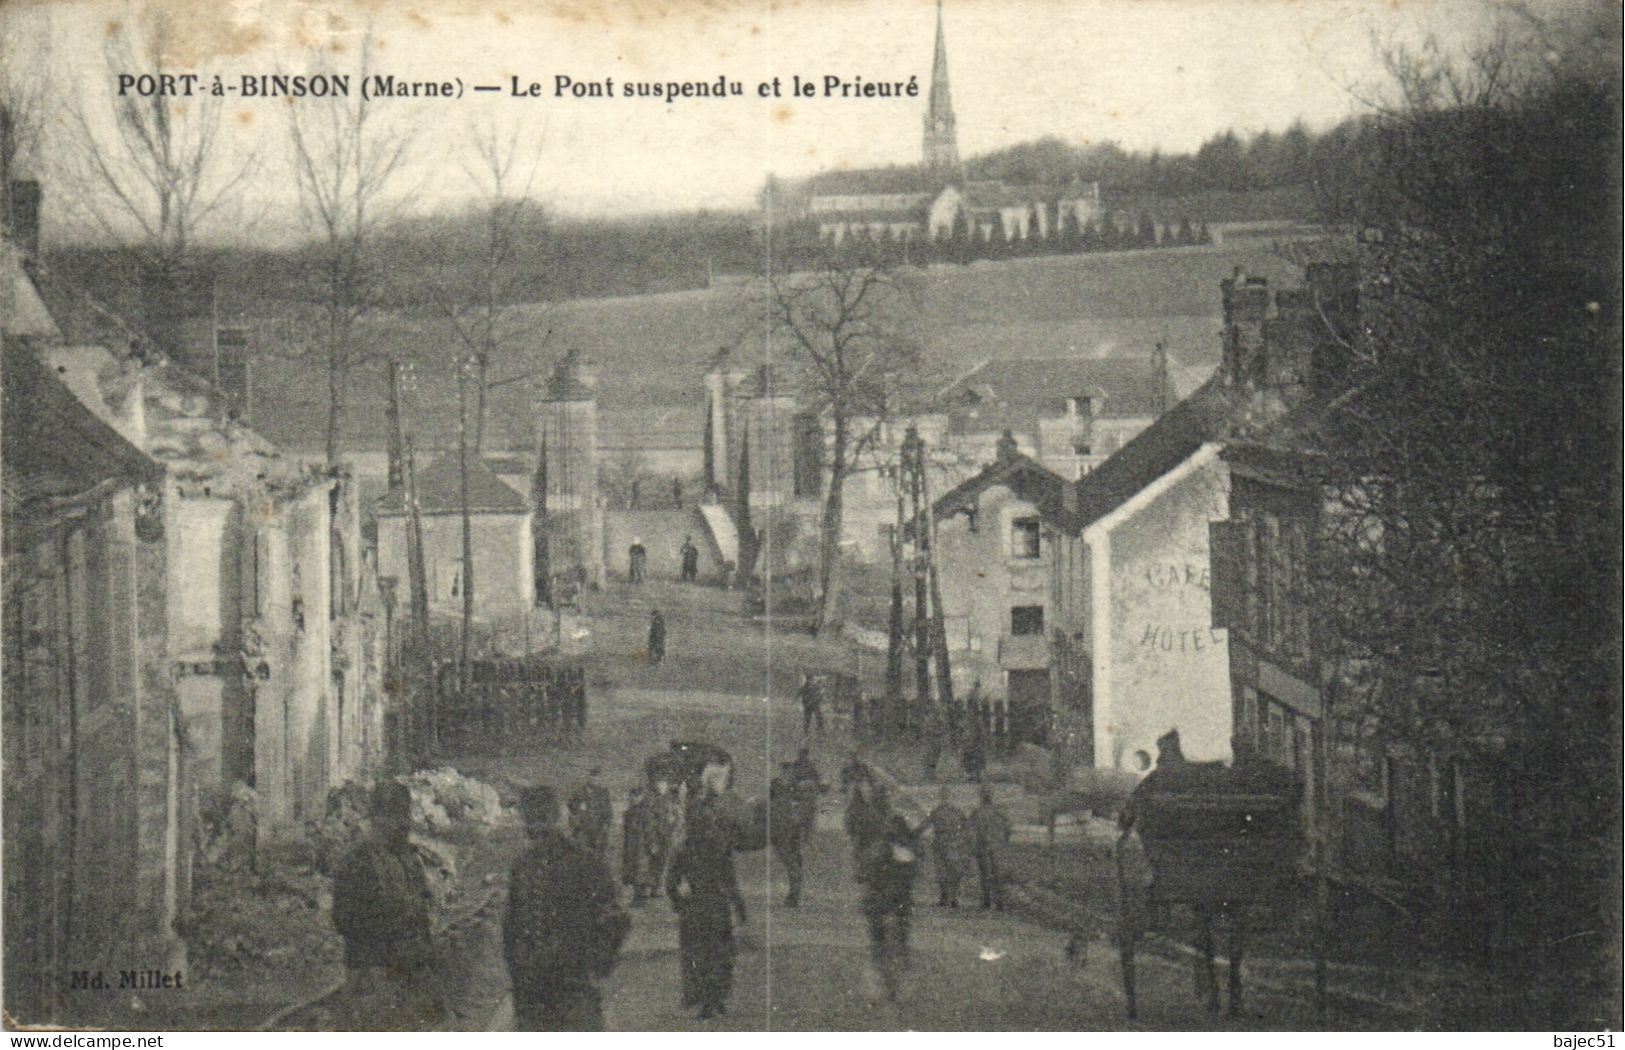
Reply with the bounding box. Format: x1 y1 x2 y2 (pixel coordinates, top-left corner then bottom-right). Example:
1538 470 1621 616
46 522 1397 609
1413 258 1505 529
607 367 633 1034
249 240 1310 456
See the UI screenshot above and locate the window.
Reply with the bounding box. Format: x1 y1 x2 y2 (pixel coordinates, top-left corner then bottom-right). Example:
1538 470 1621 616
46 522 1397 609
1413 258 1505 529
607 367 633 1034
1262 514 1285 648
1238 685 1260 752
1010 517 1041 559
1011 605 1045 636
1287 520 1311 657
1242 515 1259 636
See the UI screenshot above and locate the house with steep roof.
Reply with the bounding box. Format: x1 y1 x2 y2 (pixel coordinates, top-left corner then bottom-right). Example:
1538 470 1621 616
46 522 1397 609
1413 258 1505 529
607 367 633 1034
927 432 1083 745
375 455 536 619
1059 267 1338 772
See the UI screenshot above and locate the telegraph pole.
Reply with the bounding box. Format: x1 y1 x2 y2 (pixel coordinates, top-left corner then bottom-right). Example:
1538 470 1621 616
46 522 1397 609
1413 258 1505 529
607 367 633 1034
904 426 931 721
922 440 955 710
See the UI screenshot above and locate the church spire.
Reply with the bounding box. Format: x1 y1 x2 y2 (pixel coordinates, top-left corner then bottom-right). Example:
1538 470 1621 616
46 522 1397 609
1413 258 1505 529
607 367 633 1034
923 1 959 170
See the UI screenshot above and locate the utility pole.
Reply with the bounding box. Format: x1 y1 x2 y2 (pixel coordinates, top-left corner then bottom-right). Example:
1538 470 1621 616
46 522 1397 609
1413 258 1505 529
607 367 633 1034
386 359 407 491
922 438 955 711
402 435 434 757
887 470 905 716
456 355 476 700
904 426 931 723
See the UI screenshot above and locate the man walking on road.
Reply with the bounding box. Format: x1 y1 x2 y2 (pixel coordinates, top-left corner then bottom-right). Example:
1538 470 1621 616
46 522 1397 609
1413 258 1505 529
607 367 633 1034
667 811 748 1020
858 785 921 1002
798 673 824 735
568 768 614 859
331 782 443 1029
972 785 1012 911
680 535 700 582
648 608 666 665
503 785 630 1031
925 786 971 908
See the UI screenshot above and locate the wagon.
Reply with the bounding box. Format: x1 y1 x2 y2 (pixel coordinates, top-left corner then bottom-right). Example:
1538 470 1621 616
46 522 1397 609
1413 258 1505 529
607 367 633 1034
1116 759 1308 1019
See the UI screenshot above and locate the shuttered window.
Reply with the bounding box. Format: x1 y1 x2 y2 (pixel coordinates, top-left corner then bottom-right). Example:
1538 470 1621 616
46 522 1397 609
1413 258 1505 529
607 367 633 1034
1209 520 1247 632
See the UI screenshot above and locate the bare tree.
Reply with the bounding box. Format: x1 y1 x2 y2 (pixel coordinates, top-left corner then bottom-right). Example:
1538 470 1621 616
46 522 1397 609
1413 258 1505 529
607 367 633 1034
0 5 50 190
421 118 553 456
1289 16 1618 1025
401 118 553 690
764 239 924 635
286 30 414 465
55 11 253 350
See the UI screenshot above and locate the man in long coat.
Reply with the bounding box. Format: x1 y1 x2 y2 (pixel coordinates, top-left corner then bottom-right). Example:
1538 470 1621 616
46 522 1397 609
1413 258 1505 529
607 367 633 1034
331 782 443 1029
503 785 630 1031
971 785 1012 911
568 768 614 859
924 786 971 908
666 813 747 1020
648 609 667 665
769 758 821 907
859 789 920 1002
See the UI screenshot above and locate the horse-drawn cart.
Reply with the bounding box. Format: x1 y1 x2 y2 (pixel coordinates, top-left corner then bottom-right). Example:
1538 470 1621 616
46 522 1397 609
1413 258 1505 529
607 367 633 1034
1117 760 1310 1019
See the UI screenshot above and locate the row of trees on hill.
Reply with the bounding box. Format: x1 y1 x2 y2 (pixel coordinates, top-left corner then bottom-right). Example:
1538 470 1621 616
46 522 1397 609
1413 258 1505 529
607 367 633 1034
765 211 1211 272
783 120 1350 207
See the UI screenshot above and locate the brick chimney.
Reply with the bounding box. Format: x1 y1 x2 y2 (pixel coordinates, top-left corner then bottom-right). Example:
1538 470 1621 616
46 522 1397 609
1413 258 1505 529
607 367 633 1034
1221 268 1270 385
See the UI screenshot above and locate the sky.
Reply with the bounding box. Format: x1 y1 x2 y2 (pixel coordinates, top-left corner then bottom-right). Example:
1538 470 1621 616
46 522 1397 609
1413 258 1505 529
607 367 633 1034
4 0 1521 229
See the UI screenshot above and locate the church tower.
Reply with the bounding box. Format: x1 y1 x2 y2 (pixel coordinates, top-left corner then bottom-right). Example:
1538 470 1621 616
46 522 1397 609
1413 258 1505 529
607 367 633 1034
922 2 959 170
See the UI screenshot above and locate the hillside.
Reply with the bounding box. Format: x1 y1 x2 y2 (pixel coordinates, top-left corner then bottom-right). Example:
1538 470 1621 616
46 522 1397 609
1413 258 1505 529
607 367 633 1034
249 240 1308 456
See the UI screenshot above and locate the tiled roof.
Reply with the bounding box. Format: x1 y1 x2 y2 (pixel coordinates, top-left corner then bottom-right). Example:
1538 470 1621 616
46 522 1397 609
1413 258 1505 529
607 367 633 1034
1072 376 1258 530
931 449 1072 531
3 341 163 503
941 355 1167 436
376 454 530 515
814 208 928 225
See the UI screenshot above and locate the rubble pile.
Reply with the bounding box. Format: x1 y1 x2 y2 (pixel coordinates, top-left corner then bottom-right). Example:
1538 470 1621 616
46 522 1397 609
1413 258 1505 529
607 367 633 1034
182 858 338 994
404 767 510 830
309 782 371 875
197 782 259 873
185 770 512 991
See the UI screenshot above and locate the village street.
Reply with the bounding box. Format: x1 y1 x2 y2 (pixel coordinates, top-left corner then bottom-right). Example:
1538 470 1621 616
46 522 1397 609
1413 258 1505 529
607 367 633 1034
424 579 1394 1032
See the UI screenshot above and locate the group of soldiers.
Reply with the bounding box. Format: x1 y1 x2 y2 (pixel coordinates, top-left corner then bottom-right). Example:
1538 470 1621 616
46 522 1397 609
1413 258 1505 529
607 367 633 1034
839 759 1014 1001
441 661 590 742
327 747 1016 1029
833 679 1047 762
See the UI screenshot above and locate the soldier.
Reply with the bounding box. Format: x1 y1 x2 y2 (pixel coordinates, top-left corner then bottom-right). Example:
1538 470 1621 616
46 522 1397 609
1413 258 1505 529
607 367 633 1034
860 786 921 1002
770 753 822 907
330 781 443 1029
667 812 747 1020
844 776 887 874
569 768 614 858
680 535 700 582
769 767 807 907
623 782 650 900
628 537 647 583
571 667 588 734
503 785 630 1031
788 744 822 789
971 785 1012 911
924 786 971 908
798 672 824 734
648 609 666 666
